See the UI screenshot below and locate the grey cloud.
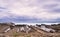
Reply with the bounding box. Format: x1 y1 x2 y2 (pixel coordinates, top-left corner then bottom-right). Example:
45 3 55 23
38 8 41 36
43 4 58 9
54 0 60 2
51 8 60 13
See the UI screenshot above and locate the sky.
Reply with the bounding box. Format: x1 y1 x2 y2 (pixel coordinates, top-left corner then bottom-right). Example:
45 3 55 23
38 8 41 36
0 0 60 23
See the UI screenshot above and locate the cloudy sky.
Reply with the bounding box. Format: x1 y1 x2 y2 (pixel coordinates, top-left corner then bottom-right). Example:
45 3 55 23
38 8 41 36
0 0 60 23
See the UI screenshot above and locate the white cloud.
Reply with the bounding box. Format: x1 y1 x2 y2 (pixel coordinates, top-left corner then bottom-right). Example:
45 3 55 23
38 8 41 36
0 0 60 20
